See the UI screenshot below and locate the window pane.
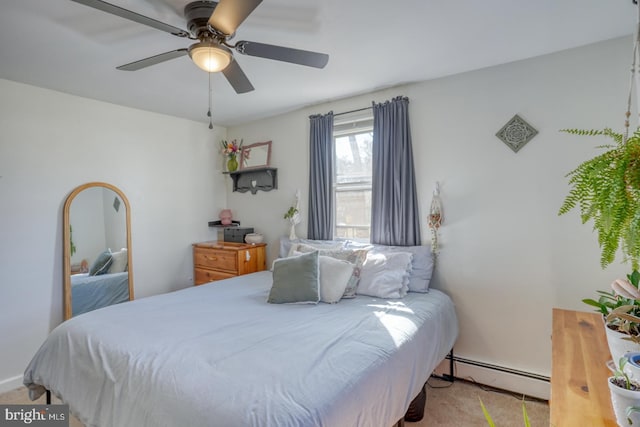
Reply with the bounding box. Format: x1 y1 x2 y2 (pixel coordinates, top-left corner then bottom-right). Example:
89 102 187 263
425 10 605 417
335 132 373 185
335 189 371 240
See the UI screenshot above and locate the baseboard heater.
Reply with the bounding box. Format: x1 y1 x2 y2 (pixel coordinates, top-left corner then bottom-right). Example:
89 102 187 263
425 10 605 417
447 355 550 382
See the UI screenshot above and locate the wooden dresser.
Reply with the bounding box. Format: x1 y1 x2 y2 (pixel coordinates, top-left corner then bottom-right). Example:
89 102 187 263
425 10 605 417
551 308 616 426
193 241 267 285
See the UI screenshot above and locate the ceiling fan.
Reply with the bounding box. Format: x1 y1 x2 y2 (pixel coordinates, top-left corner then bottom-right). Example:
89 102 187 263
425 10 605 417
70 0 330 94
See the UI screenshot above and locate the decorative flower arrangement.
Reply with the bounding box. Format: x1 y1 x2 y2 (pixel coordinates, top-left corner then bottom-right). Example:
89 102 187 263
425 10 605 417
220 139 243 159
220 139 243 172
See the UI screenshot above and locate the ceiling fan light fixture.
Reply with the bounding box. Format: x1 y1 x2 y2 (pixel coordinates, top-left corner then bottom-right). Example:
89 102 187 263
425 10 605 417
188 41 232 72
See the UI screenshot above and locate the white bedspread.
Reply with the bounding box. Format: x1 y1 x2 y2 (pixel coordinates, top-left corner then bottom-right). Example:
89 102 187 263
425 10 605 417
24 271 457 427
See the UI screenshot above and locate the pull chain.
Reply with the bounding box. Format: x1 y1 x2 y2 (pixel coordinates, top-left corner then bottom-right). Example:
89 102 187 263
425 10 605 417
208 72 213 130
624 0 640 143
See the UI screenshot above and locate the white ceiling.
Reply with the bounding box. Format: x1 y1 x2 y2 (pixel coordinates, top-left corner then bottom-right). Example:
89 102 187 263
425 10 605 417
0 0 636 127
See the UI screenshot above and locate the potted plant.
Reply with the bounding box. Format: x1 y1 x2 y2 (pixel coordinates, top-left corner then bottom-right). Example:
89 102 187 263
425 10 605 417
560 128 640 359
220 139 243 172
608 356 640 426
559 128 640 270
583 271 640 362
284 190 301 240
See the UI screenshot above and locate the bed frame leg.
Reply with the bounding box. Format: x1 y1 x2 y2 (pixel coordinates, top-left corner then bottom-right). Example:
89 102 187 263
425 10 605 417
46 390 51 405
446 348 455 382
431 348 455 382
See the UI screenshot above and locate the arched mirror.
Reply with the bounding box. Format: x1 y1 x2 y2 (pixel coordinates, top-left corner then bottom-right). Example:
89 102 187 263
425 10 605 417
63 182 134 320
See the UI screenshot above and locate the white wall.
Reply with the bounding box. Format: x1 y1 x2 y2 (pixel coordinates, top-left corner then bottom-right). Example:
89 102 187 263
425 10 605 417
102 188 127 252
226 36 634 397
0 79 226 390
69 187 106 266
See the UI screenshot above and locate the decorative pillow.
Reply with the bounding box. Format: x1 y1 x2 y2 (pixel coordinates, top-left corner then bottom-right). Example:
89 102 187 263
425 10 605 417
268 251 320 304
345 242 433 293
108 248 128 274
296 244 368 298
357 252 412 298
279 237 346 259
89 250 113 276
319 256 354 303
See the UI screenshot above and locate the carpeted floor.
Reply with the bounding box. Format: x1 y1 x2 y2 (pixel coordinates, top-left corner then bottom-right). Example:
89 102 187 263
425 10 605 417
0 378 549 426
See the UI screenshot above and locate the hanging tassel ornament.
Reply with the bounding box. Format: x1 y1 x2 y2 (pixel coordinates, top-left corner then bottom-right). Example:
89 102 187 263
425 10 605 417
427 182 443 255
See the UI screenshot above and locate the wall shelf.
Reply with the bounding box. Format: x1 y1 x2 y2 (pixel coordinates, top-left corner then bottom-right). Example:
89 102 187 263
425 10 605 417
226 167 278 194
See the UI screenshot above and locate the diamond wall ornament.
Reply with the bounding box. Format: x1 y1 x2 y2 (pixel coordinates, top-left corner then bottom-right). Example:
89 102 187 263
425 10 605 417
113 196 120 212
495 114 538 153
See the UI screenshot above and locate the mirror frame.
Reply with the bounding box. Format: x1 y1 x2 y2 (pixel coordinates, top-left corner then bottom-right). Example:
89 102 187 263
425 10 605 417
63 182 134 320
240 141 272 170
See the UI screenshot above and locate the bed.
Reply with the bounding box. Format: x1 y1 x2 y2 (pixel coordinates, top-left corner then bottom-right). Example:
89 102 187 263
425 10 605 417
70 272 130 317
25 270 457 427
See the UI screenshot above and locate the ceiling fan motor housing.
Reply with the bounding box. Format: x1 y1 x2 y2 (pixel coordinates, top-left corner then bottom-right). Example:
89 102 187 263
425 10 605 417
184 1 219 39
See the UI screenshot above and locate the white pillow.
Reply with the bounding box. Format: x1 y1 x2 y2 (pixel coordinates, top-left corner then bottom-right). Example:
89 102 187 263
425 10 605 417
287 241 345 258
108 248 128 273
357 252 412 299
345 242 433 293
295 245 368 298
319 256 354 303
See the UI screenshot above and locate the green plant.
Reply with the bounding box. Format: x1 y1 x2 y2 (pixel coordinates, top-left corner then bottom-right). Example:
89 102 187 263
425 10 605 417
284 206 298 220
583 270 640 343
479 397 530 427
558 127 640 269
611 356 640 391
70 225 77 257
610 357 640 425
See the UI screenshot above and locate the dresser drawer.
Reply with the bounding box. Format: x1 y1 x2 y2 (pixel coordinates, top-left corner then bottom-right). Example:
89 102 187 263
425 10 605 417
192 242 267 287
194 268 235 285
194 248 237 273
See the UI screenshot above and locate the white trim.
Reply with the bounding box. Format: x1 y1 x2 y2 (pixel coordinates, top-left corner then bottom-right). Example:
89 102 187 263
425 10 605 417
433 360 550 400
0 375 24 394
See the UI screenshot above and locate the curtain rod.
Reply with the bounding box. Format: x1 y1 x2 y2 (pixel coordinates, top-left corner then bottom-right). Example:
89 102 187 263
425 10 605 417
333 106 372 117
310 106 372 119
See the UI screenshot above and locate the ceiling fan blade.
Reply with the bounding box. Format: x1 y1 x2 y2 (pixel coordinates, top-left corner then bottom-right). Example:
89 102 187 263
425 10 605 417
117 49 189 71
222 60 255 94
71 0 190 38
236 41 328 69
208 0 263 36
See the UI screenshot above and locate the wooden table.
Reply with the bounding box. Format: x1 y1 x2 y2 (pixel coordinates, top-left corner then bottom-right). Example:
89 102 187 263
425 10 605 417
551 308 617 426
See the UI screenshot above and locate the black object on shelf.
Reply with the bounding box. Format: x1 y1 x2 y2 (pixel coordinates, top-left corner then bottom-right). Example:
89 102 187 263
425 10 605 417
222 227 254 243
208 220 241 227
227 167 278 194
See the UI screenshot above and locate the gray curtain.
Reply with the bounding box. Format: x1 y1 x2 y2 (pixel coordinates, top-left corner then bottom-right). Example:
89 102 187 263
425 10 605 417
371 96 422 246
308 112 334 240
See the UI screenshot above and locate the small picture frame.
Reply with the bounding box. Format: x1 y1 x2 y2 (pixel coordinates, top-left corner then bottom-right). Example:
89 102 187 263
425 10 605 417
240 141 272 170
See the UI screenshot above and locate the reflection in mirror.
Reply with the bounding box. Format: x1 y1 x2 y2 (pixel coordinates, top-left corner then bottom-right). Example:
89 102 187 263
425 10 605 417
63 182 134 320
240 141 272 170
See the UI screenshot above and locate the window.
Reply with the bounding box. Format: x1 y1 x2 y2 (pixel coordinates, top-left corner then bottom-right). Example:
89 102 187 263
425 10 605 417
333 116 373 241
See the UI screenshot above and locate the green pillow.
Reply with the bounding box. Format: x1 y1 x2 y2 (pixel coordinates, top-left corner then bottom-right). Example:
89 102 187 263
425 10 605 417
295 245 368 298
268 251 320 304
89 250 113 276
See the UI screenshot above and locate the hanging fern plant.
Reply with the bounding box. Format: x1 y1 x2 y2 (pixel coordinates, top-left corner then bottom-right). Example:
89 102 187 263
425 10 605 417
559 127 640 269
